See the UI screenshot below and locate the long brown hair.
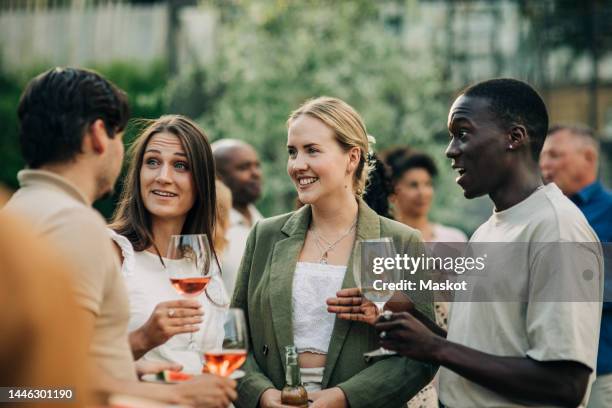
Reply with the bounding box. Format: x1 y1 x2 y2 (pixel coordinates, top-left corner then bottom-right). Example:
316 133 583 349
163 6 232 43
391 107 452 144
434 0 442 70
110 115 218 263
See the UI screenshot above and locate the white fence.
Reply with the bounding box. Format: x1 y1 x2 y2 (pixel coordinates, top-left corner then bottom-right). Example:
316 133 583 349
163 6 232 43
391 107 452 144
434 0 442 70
0 2 216 72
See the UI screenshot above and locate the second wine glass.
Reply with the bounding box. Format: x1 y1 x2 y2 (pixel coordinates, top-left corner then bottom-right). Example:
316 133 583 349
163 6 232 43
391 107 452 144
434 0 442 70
202 308 248 378
354 237 399 359
166 234 214 350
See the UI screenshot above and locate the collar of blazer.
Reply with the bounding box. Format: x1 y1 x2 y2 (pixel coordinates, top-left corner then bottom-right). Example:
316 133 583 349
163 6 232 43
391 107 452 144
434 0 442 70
280 197 380 240
269 198 381 386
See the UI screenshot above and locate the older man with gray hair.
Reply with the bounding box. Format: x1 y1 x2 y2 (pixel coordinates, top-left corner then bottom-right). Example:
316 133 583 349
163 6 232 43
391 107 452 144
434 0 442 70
540 124 612 407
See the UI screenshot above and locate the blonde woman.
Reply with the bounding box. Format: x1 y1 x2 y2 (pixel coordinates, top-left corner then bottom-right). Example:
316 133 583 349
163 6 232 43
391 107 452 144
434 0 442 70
232 97 435 408
214 179 233 256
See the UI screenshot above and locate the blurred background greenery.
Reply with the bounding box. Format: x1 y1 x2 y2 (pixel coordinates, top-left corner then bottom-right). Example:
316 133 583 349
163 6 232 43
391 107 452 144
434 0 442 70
1 0 611 235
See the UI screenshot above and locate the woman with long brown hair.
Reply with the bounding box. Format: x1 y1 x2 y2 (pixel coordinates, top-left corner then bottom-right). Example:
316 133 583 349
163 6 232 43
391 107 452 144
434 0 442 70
109 114 229 373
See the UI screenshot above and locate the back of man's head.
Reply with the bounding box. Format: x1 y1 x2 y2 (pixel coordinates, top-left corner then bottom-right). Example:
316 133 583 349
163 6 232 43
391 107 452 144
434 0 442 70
18 67 129 168
462 78 549 161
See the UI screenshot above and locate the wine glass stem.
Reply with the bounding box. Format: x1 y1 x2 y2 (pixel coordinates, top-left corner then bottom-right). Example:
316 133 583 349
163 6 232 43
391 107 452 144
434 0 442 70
375 302 385 316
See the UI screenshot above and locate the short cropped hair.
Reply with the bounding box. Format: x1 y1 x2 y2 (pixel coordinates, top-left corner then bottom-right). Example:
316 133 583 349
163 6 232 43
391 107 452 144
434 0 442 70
462 78 549 160
18 67 130 168
383 146 438 185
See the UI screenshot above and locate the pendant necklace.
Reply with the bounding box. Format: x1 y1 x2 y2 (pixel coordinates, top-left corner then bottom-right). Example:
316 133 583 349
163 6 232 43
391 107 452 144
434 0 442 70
310 219 357 264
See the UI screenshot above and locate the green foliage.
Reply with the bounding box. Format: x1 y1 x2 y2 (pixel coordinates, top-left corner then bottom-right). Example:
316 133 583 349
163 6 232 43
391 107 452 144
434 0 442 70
169 1 454 223
164 0 479 233
0 70 24 191
1 2 491 234
520 0 612 57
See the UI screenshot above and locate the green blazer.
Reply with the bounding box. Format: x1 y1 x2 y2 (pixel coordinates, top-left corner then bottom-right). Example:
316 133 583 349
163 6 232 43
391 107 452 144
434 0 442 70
231 199 436 408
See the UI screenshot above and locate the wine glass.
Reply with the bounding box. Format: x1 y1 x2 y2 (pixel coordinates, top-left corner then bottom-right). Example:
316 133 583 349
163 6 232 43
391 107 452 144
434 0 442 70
166 234 214 350
354 237 399 359
202 308 248 377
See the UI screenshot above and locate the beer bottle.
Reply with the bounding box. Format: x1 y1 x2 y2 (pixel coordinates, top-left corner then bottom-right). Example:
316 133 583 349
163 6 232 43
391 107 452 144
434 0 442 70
281 345 308 407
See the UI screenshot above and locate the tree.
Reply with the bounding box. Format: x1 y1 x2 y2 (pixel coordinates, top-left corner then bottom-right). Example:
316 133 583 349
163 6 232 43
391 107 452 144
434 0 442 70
519 0 612 127
169 1 470 229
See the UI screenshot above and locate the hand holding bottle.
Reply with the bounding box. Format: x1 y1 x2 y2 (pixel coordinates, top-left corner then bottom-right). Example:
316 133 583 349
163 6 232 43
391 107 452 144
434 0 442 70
281 345 308 407
260 389 298 408
309 387 347 408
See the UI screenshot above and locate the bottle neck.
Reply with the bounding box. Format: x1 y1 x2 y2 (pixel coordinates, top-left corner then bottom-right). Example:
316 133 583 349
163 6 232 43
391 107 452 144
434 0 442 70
285 357 301 386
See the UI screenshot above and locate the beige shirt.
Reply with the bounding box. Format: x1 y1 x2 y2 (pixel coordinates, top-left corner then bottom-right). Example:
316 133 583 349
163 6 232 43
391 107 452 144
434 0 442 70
3 170 136 380
431 223 467 243
439 183 602 407
0 199 89 404
221 204 263 296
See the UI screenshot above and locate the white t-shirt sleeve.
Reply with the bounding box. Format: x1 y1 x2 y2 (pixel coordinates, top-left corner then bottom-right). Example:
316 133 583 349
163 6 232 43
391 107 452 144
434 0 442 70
525 242 602 370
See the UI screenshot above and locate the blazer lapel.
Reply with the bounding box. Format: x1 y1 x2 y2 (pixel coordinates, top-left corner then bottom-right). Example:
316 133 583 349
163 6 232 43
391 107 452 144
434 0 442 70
323 199 380 386
269 205 311 373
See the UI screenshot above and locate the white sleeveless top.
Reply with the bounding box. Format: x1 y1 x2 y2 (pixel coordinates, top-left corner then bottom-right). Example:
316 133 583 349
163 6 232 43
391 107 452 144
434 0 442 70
292 262 346 354
109 229 229 373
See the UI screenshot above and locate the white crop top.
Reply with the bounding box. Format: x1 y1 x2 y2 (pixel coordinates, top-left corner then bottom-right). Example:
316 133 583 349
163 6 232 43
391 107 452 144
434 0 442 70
292 262 346 354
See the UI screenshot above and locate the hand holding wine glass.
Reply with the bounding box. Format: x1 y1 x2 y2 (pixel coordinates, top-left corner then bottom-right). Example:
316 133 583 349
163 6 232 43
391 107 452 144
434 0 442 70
203 308 248 378
327 288 416 325
354 237 399 358
166 234 214 350
131 299 204 357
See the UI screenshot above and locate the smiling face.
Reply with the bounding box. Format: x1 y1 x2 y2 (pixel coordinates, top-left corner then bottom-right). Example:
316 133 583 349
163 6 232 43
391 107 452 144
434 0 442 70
390 168 434 218
140 132 195 225
445 95 511 199
287 115 358 205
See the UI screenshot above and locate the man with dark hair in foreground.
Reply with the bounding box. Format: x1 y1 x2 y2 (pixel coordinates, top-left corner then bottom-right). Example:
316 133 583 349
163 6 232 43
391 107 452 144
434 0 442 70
3 67 236 407
329 79 602 407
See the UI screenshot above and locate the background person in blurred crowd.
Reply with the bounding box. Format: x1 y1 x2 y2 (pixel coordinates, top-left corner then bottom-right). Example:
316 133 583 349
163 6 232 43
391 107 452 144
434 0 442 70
540 124 612 408
212 139 263 296
540 125 612 243
232 96 435 408
0 191 89 407
109 115 230 375
3 67 235 408
214 179 233 255
362 152 392 218
383 147 467 243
